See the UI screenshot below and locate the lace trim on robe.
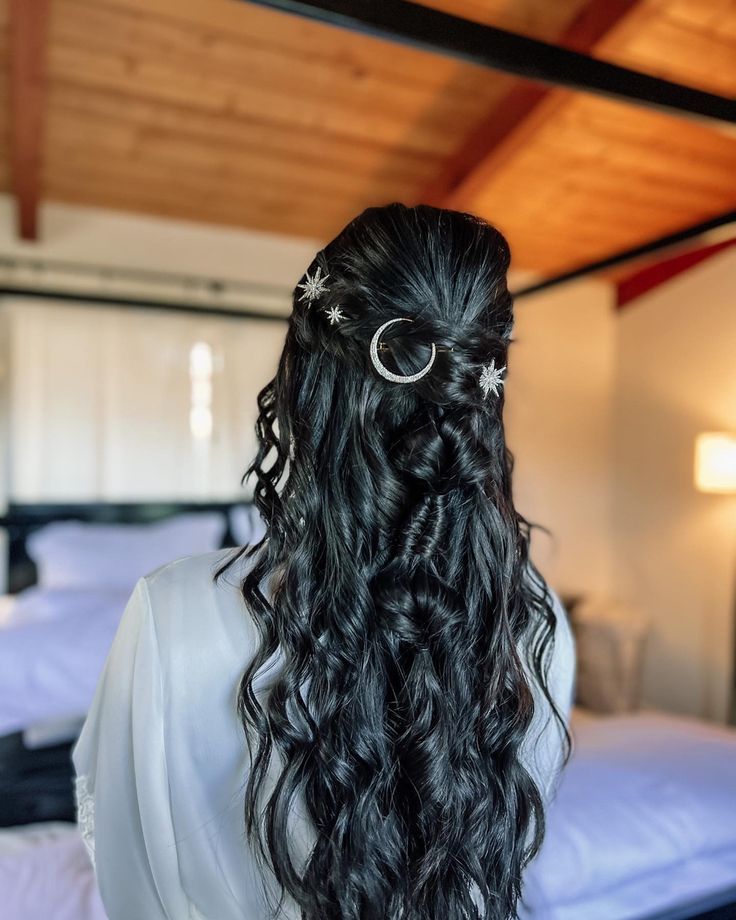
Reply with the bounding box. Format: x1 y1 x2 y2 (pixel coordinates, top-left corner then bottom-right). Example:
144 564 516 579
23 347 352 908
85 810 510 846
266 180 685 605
74 774 96 870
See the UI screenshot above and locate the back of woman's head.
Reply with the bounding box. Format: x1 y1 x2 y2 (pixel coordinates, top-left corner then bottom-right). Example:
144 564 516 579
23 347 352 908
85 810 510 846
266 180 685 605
219 203 568 919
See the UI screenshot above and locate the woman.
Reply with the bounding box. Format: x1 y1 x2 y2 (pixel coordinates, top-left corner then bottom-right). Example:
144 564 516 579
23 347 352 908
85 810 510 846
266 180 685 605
72 204 575 920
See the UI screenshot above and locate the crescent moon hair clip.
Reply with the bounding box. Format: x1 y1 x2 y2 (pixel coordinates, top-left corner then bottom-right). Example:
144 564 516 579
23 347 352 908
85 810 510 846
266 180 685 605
369 317 437 384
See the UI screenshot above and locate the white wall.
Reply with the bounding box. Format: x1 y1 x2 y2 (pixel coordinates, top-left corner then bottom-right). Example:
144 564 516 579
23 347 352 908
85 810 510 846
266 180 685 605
6 299 285 502
0 195 321 290
0 198 318 505
505 279 617 600
612 248 736 723
507 253 736 726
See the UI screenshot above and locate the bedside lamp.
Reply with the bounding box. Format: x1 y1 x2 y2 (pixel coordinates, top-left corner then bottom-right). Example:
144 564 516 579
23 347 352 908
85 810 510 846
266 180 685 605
694 432 736 725
695 433 736 494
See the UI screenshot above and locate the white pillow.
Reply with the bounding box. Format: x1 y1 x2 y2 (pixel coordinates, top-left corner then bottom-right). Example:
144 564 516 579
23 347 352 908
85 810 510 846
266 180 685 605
27 513 227 591
229 504 267 546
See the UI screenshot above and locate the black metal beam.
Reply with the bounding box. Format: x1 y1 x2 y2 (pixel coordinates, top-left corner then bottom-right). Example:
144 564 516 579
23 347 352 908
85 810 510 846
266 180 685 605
2 209 734 309
513 209 736 298
0 253 285 299
241 0 736 126
0 285 289 322
0 252 291 320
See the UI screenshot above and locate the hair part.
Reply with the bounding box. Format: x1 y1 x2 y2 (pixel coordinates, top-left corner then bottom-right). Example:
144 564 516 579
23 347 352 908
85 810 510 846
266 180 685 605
216 203 570 919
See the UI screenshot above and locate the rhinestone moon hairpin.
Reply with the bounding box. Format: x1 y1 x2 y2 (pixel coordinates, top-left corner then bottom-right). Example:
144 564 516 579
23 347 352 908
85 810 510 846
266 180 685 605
369 317 437 384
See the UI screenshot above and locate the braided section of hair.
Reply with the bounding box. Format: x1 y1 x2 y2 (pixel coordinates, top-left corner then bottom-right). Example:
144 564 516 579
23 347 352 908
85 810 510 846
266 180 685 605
216 204 570 920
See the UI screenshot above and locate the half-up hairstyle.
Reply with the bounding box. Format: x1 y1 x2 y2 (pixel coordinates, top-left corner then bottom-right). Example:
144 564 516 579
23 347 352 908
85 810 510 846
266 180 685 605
216 203 571 920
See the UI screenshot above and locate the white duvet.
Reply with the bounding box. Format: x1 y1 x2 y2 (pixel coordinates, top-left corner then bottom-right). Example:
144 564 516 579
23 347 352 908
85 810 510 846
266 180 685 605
0 588 130 736
1 709 735 920
0 822 106 920
522 707 736 919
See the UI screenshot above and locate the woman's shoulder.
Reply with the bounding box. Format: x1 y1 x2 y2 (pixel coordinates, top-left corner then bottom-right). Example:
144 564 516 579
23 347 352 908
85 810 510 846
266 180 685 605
143 546 245 593
137 547 259 680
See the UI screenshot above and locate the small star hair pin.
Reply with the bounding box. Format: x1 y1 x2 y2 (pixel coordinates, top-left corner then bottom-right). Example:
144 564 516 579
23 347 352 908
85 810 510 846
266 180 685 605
324 305 345 325
296 266 330 305
479 358 506 398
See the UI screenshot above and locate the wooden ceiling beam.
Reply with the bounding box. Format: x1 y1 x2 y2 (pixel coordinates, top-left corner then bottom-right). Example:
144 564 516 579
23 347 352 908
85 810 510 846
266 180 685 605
8 0 51 241
424 0 643 207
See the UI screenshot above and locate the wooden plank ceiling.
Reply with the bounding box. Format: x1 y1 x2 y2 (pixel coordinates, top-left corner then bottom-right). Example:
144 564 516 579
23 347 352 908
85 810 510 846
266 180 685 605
0 0 734 275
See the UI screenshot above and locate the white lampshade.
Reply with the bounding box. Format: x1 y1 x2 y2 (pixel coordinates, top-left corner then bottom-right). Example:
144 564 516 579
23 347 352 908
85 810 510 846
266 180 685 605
694 432 736 494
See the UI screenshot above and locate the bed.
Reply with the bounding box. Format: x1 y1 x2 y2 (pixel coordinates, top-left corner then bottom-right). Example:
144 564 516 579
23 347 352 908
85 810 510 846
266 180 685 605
522 708 736 919
1 707 735 920
0 502 264 827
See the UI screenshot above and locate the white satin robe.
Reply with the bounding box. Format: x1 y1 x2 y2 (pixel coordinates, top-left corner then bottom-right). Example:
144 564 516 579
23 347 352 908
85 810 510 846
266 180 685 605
72 548 575 919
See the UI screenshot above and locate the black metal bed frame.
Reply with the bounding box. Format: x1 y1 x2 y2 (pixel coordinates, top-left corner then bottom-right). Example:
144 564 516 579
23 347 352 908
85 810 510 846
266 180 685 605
0 500 246 594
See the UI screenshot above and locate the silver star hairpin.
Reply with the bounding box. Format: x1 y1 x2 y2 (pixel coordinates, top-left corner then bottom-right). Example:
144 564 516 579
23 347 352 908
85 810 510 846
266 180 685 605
324 305 345 325
296 266 330 304
479 358 506 398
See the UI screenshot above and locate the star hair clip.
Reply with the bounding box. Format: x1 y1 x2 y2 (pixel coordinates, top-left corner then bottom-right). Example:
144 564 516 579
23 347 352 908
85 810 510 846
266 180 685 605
479 358 506 398
296 266 348 326
296 266 330 305
324 305 345 325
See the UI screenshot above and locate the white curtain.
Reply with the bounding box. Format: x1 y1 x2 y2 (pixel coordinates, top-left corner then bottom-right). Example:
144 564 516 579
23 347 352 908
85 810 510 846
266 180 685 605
5 298 285 502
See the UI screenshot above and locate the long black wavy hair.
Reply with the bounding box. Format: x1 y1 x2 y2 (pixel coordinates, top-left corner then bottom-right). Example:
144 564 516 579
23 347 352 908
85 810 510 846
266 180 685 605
216 203 570 920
